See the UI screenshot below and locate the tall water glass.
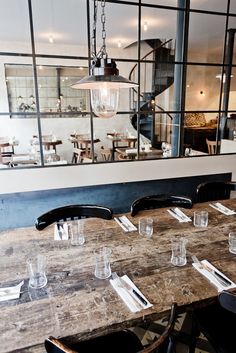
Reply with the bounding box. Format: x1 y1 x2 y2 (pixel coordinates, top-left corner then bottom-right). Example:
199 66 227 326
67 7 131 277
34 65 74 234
27 254 47 289
94 247 111 279
171 238 187 267
69 219 85 246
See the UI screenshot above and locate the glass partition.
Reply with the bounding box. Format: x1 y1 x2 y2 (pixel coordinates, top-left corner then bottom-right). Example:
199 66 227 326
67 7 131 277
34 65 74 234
0 0 235 170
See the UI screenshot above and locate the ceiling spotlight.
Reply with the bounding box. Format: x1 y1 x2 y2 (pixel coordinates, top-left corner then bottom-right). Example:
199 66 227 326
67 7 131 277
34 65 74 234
71 0 138 118
49 35 54 43
117 40 122 48
143 21 148 31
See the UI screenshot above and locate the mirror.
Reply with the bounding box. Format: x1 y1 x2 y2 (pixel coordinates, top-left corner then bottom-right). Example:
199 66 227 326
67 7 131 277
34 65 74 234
0 0 235 169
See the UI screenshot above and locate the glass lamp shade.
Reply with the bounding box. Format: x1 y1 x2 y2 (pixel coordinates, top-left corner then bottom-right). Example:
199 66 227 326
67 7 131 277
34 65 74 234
90 84 119 118
71 58 138 118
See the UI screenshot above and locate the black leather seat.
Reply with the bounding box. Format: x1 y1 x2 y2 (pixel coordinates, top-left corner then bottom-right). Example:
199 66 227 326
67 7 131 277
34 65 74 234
195 181 236 203
35 204 113 230
45 303 177 353
130 194 193 216
189 291 236 353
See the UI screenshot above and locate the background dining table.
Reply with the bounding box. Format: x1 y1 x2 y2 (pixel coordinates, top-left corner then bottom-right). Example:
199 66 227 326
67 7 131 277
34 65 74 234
1 200 236 353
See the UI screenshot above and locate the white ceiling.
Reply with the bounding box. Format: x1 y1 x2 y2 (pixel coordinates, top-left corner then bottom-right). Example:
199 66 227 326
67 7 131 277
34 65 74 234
0 0 235 52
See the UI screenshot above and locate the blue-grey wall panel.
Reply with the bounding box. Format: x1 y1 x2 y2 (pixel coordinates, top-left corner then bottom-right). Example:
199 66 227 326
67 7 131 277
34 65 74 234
0 172 231 230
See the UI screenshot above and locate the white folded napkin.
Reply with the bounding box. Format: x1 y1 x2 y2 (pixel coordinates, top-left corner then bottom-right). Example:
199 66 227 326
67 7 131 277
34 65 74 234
192 260 236 292
119 216 137 231
110 275 152 313
209 203 236 215
114 216 137 232
0 280 24 302
167 208 191 223
173 208 192 222
54 222 69 240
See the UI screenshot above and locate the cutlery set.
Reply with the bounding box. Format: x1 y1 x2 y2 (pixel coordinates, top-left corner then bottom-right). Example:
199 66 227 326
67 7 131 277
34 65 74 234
209 202 236 215
168 208 192 222
191 255 233 288
112 272 148 307
114 216 137 232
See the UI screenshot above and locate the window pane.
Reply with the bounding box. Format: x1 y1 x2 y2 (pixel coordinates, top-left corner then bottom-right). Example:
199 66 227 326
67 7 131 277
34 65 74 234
188 13 226 63
0 0 32 54
0 114 41 169
190 0 228 12
32 0 87 56
185 65 222 111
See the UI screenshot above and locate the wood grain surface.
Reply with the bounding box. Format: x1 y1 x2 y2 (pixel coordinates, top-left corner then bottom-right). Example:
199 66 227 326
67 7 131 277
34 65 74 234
1 200 236 353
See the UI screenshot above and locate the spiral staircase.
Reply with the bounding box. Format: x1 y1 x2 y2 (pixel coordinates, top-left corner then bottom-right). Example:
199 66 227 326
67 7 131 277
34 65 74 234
129 38 175 147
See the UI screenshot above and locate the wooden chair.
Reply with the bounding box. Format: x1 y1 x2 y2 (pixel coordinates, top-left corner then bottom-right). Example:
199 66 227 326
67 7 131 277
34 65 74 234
35 205 113 230
71 148 86 163
206 138 217 154
45 303 177 353
100 146 112 161
131 194 193 216
195 181 236 203
189 291 236 353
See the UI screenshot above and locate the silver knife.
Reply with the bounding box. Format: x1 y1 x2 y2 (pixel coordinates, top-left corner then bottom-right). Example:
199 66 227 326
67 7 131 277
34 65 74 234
191 255 231 287
112 272 148 306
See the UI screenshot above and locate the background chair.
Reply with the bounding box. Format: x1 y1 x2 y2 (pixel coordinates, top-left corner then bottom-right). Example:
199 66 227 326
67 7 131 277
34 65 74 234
131 194 193 216
45 303 177 353
195 181 236 203
35 204 113 230
189 291 236 353
206 138 217 154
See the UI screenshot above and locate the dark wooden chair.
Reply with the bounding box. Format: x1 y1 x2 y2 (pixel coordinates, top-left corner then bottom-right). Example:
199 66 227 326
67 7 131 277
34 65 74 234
45 303 177 353
195 181 236 203
130 194 193 216
189 291 236 353
35 205 113 230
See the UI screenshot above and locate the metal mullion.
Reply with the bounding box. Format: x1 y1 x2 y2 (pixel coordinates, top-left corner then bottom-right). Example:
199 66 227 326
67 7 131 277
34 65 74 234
27 0 44 166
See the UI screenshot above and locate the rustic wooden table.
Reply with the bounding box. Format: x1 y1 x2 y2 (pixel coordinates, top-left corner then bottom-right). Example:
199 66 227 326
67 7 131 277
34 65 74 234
1 200 236 353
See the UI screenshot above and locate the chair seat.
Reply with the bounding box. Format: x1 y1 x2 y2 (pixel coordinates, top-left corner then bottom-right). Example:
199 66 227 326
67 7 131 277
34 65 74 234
193 302 236 353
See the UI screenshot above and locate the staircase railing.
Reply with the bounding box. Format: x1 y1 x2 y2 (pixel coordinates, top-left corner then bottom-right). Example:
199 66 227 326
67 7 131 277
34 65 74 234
128 38 174 121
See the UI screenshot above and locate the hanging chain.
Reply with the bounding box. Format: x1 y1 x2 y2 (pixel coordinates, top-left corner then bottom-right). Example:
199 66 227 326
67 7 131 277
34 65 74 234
91 0 107 62
100 0 107 58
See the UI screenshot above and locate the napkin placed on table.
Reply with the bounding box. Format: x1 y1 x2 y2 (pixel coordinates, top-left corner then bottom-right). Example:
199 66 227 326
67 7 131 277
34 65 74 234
110 275 152 313
167 208 192 223
192 260 236 292
209 202 236 215
54 222 69 240
114 216 137 232
0 280 24 302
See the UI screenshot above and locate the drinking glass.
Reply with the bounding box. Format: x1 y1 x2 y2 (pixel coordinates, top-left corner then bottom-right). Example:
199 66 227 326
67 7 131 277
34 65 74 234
171 238 187 266
27 254 47 289
94 247 111 279
229 232 236 254
194 211 208 228
139 217 153 238
69 219 85 246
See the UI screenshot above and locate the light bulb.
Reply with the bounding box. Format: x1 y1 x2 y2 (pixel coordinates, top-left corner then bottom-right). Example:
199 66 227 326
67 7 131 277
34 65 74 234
90 84 119 118
143 21 148 31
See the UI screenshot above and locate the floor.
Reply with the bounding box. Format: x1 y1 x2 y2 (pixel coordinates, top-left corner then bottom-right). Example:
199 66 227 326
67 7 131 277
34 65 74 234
132 312 215 353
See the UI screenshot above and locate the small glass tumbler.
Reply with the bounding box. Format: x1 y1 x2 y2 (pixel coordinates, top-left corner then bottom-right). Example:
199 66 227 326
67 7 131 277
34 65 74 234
194 211 208 228
229 232 236 254
94 247 111 279
27 254 47 289
69 219 85 246
139 217 153 238
171 237 187 267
